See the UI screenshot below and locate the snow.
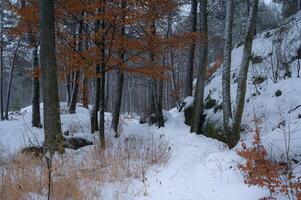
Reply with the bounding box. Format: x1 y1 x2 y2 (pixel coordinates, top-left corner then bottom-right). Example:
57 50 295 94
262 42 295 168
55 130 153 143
2 10 301 200
0 104 271 200
134 109 269 200
180 96 194 111
204 11 301 162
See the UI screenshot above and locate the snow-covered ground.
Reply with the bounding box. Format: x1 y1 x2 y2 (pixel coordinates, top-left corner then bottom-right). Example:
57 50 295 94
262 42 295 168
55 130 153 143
1 10 301 200
0 104 270 200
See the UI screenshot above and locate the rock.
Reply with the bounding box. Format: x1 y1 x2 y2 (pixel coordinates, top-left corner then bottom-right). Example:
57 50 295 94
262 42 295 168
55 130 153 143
275 90 282 97
64 137 93 150
63 130 70 136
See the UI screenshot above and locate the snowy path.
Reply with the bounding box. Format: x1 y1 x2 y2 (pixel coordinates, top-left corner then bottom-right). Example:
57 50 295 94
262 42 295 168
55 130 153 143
134 109 269 200
0 107 271 200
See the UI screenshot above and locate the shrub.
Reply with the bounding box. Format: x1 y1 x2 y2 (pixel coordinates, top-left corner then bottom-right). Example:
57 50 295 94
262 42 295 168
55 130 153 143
204 122 227 143
204 98 216 110
238 118 301 199
0 133 171 200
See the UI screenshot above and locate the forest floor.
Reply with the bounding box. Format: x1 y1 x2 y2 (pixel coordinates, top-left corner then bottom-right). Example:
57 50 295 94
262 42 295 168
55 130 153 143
0 105 270 200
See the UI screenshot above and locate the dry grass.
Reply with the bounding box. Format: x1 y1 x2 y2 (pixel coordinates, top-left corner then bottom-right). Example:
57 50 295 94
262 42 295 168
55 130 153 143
0 133 171 200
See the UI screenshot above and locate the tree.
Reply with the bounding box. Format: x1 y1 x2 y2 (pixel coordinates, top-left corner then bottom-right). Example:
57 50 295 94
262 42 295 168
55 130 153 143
273 0 299 18
39 0 64 153
111 0 126 137
222 0 234 137
10 0 42 127
191 0 208 134
229 0 259 148
4 40 20 119
282 0 299 18
185 0 198 97
68 12 84 114
0 4 4 120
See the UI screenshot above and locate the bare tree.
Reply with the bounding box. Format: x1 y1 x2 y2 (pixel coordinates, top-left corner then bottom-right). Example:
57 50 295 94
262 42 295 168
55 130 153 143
191 0 208 134
111 0 126 137
222 0 234 136
0 5 4 120
69 12 84 114
99 11 106 148
229 0 259 148
5 40 20 119
185 0 198 97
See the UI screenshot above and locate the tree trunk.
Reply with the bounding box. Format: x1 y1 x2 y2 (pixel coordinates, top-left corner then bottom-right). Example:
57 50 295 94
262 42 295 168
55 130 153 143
282 0 298 18
90 18 101 134
150 22 164 128
230 0 259 149
91 64 100 133
65 73 71 106
98 19 106 148
68 70 80 113
185 0 198 97
5 40 20 120
105 73 109 111
39 0 64 154
0 8 4 121
111 69 124 136
31 44 42 127
156 79 164 127
111 0 126 137
222 0 234 136
69 13 84 114
191 0 208 134
82 73 89 108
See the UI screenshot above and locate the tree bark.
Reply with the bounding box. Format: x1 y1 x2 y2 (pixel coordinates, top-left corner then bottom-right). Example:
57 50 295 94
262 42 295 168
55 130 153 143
82 73 89 108
91 64 100 133
222 0 234 136
39 0 64 153
150 22 164 128
5 40 20 120
191 0 208 134
229 0 259 149
111 68 124 136
0 8 4 121
65 73 71 106
31 43 42 127
185 0 198 97
98 17 106 148
111 0 126 137
69 13 84 114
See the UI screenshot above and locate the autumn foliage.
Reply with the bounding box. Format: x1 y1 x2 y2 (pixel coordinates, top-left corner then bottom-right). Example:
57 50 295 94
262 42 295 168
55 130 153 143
238 118 301 199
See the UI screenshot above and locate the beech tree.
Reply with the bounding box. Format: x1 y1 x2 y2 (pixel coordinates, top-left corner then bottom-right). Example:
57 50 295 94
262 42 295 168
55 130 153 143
39 0 64 153
111 0 126 137
185 0 198 97
222 0 234 137
229 0 259 148
4 40 20 119
0 4 4 120
191 0 208 134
